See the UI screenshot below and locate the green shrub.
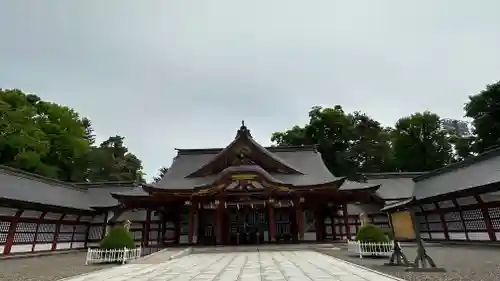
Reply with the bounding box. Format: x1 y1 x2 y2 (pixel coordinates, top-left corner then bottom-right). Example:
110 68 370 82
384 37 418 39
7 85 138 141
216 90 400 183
99 226 135 250
383 229 393 240
355 224 389 243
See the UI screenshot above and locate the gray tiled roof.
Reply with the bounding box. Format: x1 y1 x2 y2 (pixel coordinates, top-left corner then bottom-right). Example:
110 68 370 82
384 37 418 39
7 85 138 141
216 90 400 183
0 166 146 210
154 146 341 190
363 172 424 200
339 180 380 191
413 148 500 200
87 185 147 207
0 166 92 210
109 186 149 198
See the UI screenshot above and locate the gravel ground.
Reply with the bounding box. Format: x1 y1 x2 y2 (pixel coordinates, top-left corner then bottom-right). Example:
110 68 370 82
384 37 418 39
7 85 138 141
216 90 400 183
0 252 115 281
317 244 500 281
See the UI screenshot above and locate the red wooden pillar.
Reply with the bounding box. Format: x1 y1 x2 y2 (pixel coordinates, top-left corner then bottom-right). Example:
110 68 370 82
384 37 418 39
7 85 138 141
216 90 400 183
70 216 81 249
84 220 91 248
188 203 195 244
216 198 225 245
452 198 470 241
101 212 109 239
433 202 450 240
314 209 323 241
268 201 276 242
342 204 350 240
295 199 304 240
52 214 66 251
330 208 337 240
144 210 152 246
32 212 46 252
3 209 24 255
475 195 496 241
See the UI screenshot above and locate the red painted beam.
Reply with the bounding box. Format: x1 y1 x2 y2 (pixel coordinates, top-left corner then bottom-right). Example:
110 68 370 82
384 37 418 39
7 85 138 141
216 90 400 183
433 202 450 240
216 199 226 244
101 212 109 239
268 203 276 242
474 195 496 241
31 212 47 252
451 198 470 241
70 216 81 249
144 210 151 246
187 205 195 244
84 219 92 249
3 209 24 255
419 206 432 240
295 201 304 240
342 204 350 240
51 214 66 251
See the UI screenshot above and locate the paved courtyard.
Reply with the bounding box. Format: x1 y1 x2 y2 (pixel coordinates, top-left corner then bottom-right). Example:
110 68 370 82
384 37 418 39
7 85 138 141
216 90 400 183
62 250 402 281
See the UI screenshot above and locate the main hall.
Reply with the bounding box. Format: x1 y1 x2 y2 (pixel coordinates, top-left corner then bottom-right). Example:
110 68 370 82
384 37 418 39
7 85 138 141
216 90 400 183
1 122 500 255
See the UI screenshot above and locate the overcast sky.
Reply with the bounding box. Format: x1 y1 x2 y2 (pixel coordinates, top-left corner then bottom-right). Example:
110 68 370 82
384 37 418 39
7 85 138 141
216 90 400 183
1 1 499 180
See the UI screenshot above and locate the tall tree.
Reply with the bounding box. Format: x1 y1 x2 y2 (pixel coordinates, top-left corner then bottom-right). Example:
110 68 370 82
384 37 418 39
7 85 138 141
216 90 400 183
86 136 145 182
0 89 55 177
272 105 395 177
153 166 169 183
33 100 91 181
1 88 146 183
81 117 96 145
391 111 452 172
347 112 395 173
465 80 500 153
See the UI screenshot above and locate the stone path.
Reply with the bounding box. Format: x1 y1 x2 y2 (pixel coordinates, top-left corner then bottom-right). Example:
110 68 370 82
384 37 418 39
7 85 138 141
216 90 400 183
61 250 403 281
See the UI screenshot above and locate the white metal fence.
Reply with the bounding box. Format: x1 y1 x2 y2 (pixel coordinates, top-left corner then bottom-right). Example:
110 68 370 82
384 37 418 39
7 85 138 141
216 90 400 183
347 240 396 258
85 247 142 265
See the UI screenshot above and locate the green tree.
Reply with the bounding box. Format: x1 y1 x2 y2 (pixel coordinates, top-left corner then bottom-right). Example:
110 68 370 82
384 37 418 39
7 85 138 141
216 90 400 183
272 106 395 177
153 166 168 183
87 136 145 182
465 80 500 153
33 100 91 181
1 88 146 183
0 89 57 177
346 112 395 174
391 111 452 172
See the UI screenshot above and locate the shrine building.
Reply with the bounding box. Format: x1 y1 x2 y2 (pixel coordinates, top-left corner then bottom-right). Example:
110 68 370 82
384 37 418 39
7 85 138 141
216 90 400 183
1 123 499 256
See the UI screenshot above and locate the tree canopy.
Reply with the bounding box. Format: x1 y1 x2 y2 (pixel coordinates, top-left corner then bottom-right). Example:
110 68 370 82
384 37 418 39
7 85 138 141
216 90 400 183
0 88 145 183
272 80 500 177
465 80 500 153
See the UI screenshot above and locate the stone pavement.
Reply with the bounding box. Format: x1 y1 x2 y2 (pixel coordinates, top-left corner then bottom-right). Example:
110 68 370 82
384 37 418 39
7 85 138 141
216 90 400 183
60 250 403 281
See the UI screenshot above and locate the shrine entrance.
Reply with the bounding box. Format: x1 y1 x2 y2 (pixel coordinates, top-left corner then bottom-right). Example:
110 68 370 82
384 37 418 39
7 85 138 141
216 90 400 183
198 209 217 245
228 206 268 245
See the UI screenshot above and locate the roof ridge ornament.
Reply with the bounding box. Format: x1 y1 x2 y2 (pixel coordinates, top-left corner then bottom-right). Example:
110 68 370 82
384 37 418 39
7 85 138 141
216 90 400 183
236 120 252 138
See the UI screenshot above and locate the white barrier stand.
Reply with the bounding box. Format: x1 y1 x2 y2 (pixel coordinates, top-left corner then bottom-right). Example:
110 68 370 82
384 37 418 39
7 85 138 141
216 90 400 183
347 240 396 259
85 247 142 265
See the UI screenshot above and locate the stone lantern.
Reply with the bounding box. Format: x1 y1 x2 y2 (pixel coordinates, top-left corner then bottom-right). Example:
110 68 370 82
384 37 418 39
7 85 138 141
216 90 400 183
123 220 131 232
359 212 370 226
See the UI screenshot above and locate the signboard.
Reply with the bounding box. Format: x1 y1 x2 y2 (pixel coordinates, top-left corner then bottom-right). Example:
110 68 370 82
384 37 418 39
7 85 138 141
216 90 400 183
390 211 416 240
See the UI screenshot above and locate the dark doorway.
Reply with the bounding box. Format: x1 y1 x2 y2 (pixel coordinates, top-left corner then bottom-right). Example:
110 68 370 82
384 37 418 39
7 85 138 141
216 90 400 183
198 209 216 245
228 206 268 245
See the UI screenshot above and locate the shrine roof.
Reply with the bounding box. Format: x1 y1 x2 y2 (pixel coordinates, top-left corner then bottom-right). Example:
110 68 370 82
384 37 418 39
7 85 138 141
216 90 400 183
0 165 145 211
413 146 500 200
153 146 340 190
0 165 93 211
362 172 424 200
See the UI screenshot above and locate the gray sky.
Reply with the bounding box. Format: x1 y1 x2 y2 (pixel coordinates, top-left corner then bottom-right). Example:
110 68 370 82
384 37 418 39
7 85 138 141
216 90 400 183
1 1 500 180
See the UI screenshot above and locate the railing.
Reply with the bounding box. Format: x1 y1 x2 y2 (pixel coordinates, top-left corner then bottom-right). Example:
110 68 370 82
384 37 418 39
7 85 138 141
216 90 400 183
85 247 142 265
347 240 396 258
